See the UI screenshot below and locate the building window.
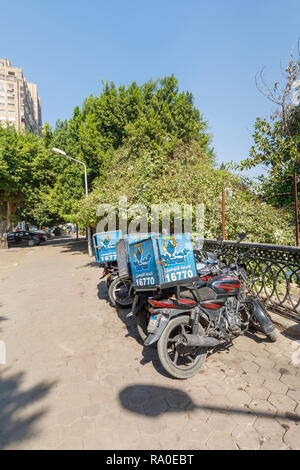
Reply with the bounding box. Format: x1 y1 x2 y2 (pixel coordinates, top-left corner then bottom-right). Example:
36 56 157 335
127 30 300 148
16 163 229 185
7 76 16 82
8 71 15 76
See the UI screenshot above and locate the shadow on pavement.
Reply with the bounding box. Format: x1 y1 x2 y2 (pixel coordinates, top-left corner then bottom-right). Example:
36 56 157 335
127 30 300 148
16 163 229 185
97 280 109 302
119 384 300 422
47 236 89 256
0 315 7 333
0 370 56 449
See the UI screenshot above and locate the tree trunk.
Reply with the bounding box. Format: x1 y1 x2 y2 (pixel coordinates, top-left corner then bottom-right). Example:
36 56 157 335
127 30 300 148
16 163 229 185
0 217 9 249
0 200 19 249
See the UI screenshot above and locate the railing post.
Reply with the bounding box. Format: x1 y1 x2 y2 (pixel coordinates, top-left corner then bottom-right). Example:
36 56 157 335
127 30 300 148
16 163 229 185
294 172 299 247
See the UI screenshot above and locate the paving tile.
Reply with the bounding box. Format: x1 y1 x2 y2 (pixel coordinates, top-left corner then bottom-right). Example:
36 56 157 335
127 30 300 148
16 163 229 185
268 393 297 415
283 424 300 449
260 438 290 450
182 420 213 446
56 407 82 425
245 384 270 401
254 416 285 442
280 374 300 389
224 375 248 389
287 388 300 403
207 413 236 433
68 417 95 438
258 367 281 381
144 397 168 416
205 380 231 396
111 423 141 450
248 399 277 417
264 379 288 395
253 356 276 369
206 432 238 450
165 390 193 409
241 372 265 386
84 430 115 450
227 389 252 406
56 438 84 450
232 423 262 450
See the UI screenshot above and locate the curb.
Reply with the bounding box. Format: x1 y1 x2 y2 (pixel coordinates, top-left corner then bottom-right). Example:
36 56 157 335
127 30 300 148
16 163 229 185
268 310 300 340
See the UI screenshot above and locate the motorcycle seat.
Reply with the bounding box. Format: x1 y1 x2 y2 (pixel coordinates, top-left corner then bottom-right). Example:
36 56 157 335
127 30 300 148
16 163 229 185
178 285 217 302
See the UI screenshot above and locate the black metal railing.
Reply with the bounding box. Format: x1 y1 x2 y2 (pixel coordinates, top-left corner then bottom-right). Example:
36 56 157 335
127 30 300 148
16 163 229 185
202 239 300 322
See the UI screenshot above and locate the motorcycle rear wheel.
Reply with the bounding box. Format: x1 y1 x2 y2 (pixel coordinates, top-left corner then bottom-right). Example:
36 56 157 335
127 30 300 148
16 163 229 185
108 277 133 308
136 308 149 341
157 315 207 379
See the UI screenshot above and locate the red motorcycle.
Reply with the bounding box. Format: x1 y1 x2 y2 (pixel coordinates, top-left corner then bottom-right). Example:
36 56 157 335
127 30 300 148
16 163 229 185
133 233 276 379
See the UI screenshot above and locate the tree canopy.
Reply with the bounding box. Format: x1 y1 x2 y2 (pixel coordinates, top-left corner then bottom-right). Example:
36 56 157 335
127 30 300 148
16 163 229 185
0 74 296 247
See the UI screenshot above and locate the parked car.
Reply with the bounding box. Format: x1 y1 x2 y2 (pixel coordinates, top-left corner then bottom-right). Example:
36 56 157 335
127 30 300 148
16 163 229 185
7 231 40 247
30 230 48 242
42 228 52 239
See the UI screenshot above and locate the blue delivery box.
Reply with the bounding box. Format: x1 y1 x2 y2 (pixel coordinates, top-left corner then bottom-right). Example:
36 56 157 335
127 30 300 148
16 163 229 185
93 230 123 263
129 233 198 290
116 232 159 279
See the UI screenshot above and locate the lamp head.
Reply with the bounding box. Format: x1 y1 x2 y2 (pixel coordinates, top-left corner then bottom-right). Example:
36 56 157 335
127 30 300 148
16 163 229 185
52 147 67 156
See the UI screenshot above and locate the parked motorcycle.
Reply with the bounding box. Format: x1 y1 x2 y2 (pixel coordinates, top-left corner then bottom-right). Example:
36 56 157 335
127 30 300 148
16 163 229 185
132 233 277 379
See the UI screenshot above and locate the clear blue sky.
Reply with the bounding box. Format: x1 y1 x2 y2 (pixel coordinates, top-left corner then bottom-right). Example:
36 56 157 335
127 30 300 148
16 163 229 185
2 0 300 177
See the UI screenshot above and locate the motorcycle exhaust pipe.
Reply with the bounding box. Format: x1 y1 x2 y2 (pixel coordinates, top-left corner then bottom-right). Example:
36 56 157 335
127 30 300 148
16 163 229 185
183 333 221 348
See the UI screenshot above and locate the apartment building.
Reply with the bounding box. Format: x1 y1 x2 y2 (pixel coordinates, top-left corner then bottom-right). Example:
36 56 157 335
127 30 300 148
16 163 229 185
0 59 42 135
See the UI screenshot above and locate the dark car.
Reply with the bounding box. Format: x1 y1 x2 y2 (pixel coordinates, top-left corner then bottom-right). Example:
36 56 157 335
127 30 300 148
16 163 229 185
7 231 41 247
42 228 52 239
31 230 48 242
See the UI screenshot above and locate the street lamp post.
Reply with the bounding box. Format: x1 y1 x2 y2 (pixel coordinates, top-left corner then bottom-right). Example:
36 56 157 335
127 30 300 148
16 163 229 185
52 148 92 257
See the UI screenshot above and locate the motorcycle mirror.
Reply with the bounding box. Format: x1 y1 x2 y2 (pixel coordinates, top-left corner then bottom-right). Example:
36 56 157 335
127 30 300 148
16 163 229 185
237 232 247 243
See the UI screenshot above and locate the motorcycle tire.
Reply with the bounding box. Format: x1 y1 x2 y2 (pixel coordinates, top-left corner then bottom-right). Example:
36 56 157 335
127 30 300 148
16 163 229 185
267 331 277 342
136 307 150 341
108 277 133 308
157 315 207 379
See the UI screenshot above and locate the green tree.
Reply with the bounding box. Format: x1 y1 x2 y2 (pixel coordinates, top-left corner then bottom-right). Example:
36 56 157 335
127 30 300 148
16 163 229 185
0 125 47 248
240 41 300 217
74 141 293 245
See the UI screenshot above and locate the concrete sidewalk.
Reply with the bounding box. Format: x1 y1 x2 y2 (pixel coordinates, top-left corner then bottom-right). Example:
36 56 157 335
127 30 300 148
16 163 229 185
0 239 299 450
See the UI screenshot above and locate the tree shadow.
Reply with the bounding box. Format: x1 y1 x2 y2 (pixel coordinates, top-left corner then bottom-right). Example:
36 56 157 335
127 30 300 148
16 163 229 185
119 384 300 422
0 315 7 333
0 304 7 332
97 280 109 302
282 324 300 341
76 261 99 269
59 243 88 256
47 237 90 256
0 370 56 449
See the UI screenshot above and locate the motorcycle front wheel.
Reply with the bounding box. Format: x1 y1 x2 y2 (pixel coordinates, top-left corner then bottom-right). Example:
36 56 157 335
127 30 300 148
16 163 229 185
157 315 207 379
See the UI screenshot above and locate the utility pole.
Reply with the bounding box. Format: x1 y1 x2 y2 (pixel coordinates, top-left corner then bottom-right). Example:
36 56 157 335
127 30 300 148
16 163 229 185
52 148 92 256
222 189 225 240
